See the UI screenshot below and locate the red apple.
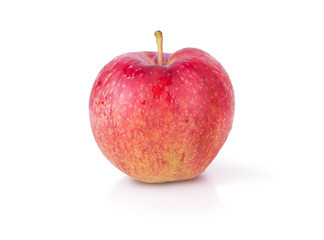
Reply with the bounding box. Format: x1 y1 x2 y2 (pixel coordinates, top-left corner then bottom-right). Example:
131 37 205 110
89 31 234 183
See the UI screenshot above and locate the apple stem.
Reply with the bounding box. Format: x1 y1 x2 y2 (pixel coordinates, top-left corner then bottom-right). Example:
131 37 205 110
154 30 163 65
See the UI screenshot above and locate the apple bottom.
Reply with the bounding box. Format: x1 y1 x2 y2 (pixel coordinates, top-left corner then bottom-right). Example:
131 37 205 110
92 107 229 183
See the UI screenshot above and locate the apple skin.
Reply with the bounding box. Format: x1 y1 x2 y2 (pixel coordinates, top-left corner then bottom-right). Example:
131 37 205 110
89 48 234 183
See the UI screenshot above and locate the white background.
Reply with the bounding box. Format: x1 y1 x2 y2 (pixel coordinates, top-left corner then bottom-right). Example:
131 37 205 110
1 0 323 239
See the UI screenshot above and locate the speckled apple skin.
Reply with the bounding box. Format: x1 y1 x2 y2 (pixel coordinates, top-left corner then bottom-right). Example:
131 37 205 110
89 48 234 183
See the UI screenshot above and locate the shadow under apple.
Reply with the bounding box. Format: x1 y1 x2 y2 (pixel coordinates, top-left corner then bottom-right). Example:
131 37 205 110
106 159 268 217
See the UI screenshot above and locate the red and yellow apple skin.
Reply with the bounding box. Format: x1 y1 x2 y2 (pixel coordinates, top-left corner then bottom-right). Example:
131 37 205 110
89 48 234 183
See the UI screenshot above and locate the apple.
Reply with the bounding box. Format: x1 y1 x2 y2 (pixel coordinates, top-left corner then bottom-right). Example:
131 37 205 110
89 31 234 183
